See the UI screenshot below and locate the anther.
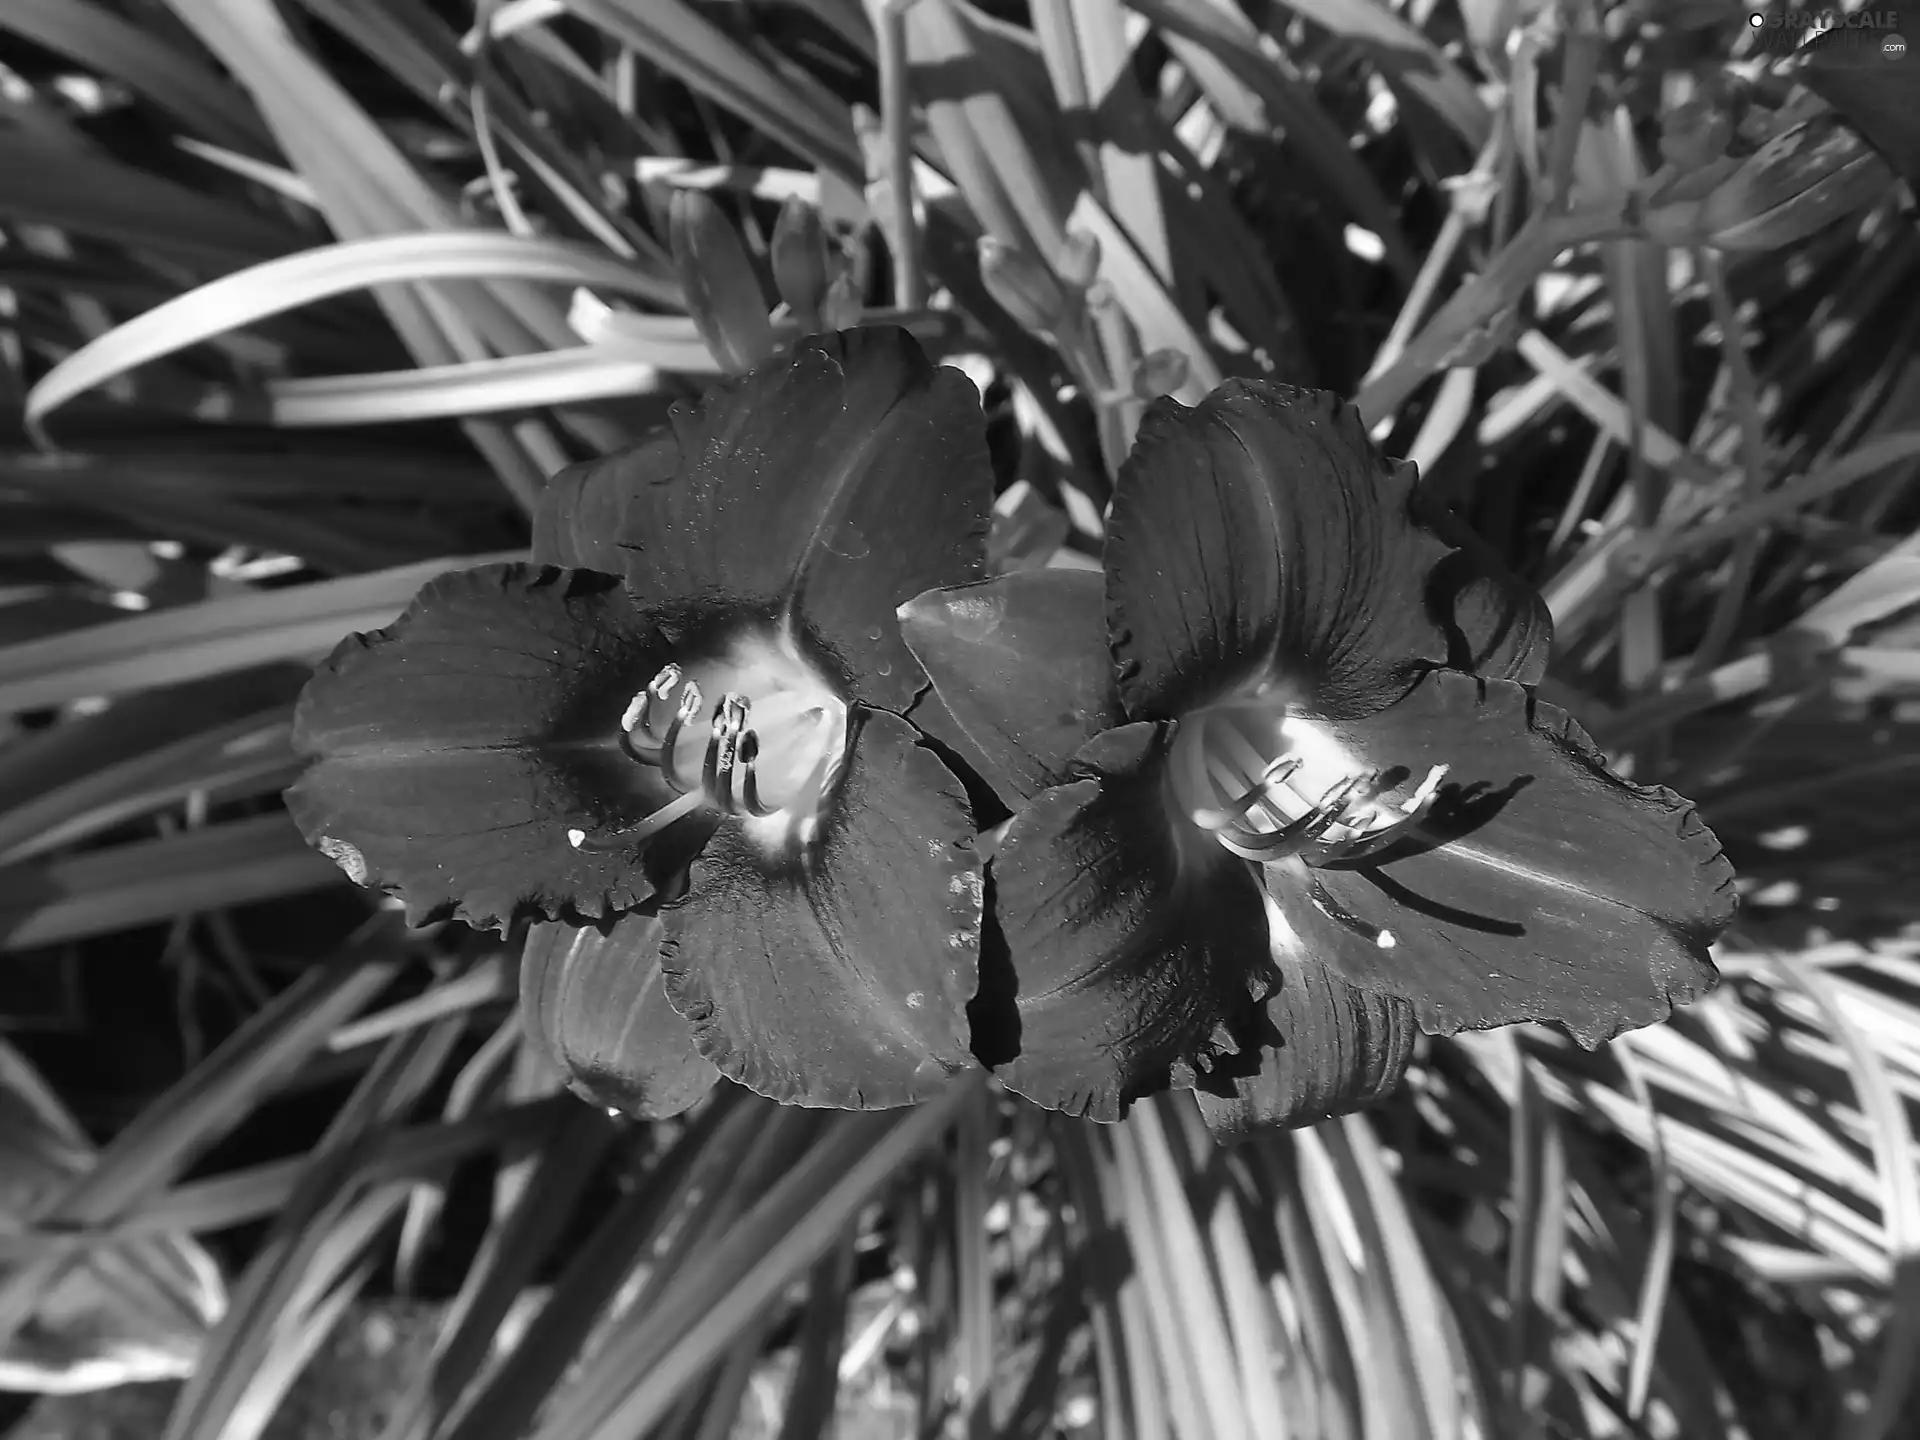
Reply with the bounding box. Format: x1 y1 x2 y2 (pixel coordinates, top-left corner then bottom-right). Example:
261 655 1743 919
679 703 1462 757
622 665 693 766
1315 772 1373 817
1227 755 1304 818
1401 764 1448 813
1172 699 1455 868
1314 764 1453 865
735 731 779 818
644 663 681 722
704 694 750 809
1202 769 1385 863
622 664 682 734
598 625 855 853
1193 754 1304 833
656 681 702 777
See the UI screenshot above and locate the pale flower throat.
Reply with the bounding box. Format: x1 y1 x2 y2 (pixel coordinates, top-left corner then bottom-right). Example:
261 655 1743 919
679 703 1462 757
1166 685 1447 865
568 625 850 852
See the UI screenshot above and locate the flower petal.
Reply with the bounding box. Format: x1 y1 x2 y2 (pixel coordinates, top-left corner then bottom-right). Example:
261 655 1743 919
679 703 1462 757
1108 383 1544 722
990 723 1271 1122
520 914 719 1119
1408 477 1554 685
659 709 982 1109
287 563 687 930
898 569 1122 806
1195 951 1416 1141
532 429 677 571
1268 670 1735 1046
617 327 992 712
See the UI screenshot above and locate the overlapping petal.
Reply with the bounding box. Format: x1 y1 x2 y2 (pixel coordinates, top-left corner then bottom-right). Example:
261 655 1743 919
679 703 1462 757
288 563 687 930
614 327 992 712
988 723 1272 1122
520 914 718 1119
1107 383 1548 724
898 569 1122 806
1408 477 1553 685
1264 670 1735 1046
660 710 982 1109
899 569 1436 1130
532 429 677 572
1195 946 1416 1140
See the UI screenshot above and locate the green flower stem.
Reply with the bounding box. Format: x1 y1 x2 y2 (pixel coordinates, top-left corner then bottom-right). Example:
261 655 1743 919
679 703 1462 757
1354 198 1636 426
872 0 924 311
1686 249 1770 679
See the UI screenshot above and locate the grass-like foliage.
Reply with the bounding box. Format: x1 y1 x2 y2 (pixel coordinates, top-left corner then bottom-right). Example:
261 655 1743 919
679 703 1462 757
2 2 1918 1438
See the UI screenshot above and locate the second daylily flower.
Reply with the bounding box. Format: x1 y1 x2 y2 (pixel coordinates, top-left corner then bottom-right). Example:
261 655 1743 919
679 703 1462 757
903 383 1737 1130
290 328 993 1113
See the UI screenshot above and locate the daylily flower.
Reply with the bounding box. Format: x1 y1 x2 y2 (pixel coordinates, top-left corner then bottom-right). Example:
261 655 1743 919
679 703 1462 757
901 383 1736 1130
290 327 994 1113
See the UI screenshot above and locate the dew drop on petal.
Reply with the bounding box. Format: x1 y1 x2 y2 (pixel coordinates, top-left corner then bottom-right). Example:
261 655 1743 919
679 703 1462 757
947 872 980 901
943 592 1006 643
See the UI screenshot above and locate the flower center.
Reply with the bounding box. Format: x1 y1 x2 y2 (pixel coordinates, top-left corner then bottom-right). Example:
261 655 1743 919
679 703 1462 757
1166 691 1447 865
567 626 849 853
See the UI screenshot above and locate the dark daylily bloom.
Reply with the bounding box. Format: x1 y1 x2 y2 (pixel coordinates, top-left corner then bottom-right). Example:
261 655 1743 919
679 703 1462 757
902 383 1736 1130
290 328 994 1113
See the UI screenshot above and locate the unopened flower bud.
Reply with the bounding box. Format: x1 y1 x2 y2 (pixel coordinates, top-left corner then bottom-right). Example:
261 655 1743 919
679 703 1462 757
1638 154 1744 242
1131 348 1189 401
669 189 775 373
1645 108 1893 253
770 196 832 335
819 271 864 331
979 237 1072 338
1056 230 1102 291
1659 97 1735 173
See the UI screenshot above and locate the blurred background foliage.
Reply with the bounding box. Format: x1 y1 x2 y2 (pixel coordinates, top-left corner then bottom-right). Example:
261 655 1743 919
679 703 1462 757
1 0 1918 1437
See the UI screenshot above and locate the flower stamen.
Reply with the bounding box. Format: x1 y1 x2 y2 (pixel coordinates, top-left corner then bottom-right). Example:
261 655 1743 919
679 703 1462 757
1314 764 1449 864
735 731 778 818
1198 755 1303 828
705 693 750 809
571 636 850 853
1200 771 1378 862
1171 701 1449 867
621 665 685 764
658 681 703 778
